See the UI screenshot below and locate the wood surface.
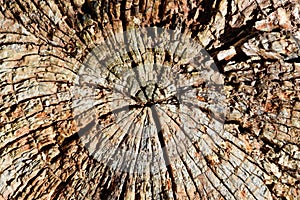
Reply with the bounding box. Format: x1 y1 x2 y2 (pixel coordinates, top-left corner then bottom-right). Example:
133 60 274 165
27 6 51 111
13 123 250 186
0 0 299 199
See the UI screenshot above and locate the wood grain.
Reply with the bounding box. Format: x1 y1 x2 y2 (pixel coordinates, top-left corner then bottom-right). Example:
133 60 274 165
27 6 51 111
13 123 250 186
0 0 299 199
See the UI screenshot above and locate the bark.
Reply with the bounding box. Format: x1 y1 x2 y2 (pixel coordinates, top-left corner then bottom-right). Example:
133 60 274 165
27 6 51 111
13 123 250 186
0 0 299 199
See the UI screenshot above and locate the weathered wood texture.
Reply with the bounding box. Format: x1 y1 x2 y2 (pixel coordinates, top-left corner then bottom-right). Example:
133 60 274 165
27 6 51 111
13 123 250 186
0 0 299 199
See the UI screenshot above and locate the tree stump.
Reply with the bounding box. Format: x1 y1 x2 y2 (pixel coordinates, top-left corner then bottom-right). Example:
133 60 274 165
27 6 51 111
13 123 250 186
0 0 299 199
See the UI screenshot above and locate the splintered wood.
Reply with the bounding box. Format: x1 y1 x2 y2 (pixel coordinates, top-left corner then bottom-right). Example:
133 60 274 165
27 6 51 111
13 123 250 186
0 0 299 199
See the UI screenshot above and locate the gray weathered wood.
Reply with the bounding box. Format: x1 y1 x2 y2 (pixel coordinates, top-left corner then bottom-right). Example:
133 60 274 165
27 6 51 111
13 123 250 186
0 0 299 199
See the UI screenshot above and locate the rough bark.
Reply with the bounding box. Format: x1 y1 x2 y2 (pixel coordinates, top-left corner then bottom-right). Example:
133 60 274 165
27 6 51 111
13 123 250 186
0 0 299 199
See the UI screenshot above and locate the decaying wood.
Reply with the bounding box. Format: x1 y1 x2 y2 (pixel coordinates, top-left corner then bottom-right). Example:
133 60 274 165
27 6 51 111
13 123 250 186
0 0 299 199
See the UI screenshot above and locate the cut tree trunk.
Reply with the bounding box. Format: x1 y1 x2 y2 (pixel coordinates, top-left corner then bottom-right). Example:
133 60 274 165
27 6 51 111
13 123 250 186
0 0 299 199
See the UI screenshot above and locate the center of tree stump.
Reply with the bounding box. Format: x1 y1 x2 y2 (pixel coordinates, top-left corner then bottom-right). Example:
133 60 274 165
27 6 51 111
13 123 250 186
71 27 227 176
